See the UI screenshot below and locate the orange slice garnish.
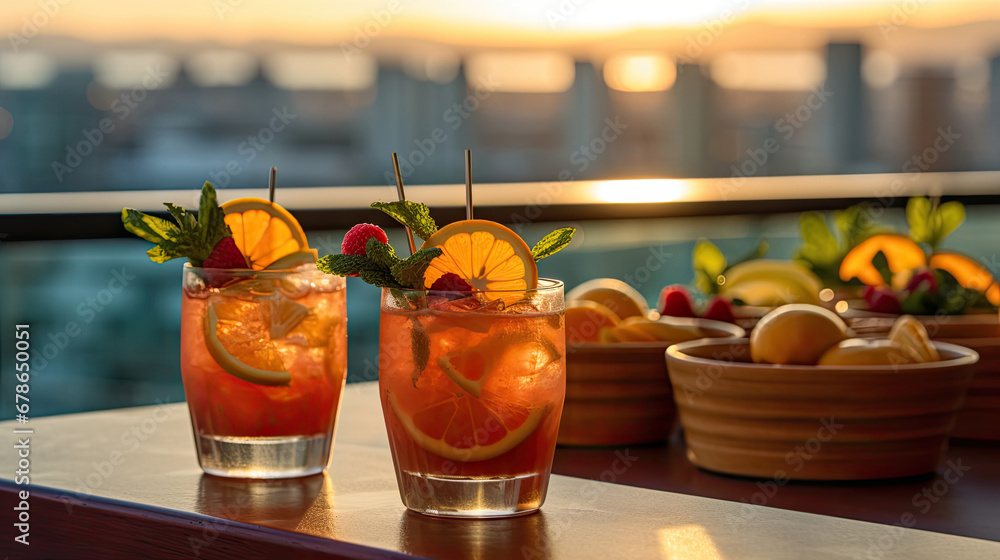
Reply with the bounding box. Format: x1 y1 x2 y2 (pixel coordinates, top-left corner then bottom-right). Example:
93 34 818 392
419 219 538 295
203 295 295 386
221 198 317 270
929 252 1000 306
388 393 547 462
839 234 927 287
437 333 560 397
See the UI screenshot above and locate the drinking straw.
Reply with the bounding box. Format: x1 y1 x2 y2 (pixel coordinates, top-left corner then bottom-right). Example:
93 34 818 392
391 153 418 255
268 167 277 203
465 149 473 220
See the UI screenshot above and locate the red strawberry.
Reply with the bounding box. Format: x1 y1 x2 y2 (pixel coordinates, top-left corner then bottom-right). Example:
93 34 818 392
658 285 696 318
905 270 937 294
429 273 474 293
866 288 902 314
203 236 248 269
342 223 388 256
702 296 735 323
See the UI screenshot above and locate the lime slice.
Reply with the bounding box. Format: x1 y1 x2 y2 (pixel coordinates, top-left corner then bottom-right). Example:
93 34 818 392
264 250 319 271
269 295 309 339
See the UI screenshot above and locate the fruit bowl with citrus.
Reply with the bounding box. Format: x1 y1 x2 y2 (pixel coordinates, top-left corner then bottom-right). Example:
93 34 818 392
796 197 1000 440
123 183 346 479
319 200 574 517
665 304 979 480
560 278 744 446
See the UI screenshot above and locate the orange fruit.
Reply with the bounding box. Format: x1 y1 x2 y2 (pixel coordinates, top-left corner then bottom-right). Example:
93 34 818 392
817 339 918 366
565 278 649 319
420 219 538 295
388 393 547 462
203 295 300 385
928 252 1000 306
750 304 849 365
839 234 926 287
565 300 622 345
437 334 560 398
221 198 317 270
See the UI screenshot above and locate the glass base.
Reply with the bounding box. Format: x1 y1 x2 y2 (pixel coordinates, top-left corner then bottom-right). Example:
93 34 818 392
397 470 543 518
196 433 331 479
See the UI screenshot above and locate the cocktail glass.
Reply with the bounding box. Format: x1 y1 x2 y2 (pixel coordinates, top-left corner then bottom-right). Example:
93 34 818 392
379 279 565 517
181 263 347 478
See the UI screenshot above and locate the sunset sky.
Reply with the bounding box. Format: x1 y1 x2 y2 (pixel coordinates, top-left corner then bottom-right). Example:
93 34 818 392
2 0 998 47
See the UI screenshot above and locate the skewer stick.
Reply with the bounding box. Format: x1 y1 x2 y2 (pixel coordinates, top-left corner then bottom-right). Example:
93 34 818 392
465 149 473 220
392 153 418 255
268 167 277 203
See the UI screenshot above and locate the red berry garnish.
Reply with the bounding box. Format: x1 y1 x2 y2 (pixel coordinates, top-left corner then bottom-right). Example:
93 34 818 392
702 296 736 323
658 285 696 317
905 270 938 294
429 273 474 293
342 223 388 256
203 236 248 269
866 288 902 314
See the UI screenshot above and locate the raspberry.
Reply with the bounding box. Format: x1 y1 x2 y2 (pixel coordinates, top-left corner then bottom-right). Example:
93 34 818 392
866 287 902 314
905 270 938 294
702 296 736 323
203 236 248 269
429 273 474 293
342 223 388 256
658 285 696 317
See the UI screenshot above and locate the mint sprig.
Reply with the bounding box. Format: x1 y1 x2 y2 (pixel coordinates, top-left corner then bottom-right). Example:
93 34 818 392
122 182 231 266
317 244 442 290
530 228 575 261
371 201 438 240
907 197 965 251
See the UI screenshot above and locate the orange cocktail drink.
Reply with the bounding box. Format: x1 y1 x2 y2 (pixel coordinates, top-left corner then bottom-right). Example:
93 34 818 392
181 264 346 478
380 281 565 516
123 182 346 479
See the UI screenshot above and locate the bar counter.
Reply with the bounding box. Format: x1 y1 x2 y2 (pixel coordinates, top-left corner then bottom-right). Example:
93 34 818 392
2 382 998 559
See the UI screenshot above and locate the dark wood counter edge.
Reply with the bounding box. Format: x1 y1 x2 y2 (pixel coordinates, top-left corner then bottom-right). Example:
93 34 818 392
4 195 1000 242
0 480 421 560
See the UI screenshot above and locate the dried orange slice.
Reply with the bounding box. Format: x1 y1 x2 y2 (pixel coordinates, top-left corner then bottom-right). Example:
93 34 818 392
419 220 538 294
221 198 316 270
388 393 547 462
203 295 303 386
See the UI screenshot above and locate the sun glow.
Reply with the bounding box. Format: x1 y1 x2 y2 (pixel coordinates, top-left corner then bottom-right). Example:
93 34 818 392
591 179 689 204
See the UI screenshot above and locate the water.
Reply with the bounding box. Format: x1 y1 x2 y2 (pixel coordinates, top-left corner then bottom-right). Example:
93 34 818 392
397 471 543 518
196 434 331 479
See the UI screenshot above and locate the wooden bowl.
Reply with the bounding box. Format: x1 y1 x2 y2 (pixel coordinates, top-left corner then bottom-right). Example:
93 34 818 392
558 319 745 447
665 339 979 480
848 313 1000 441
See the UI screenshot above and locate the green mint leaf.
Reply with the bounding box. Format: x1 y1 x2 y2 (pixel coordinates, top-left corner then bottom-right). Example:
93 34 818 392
371 201 438 240
391 248 443 289
317 254 369 276
796 212 840 266
366 238 400 269
930 201 965 250
692 239 726 294
834 204 879 250
531 228 575 261
410 317 430 387
197 182 231 252
121 209 181 245
359 264 404 289
164 203 197 232
907 196 933 246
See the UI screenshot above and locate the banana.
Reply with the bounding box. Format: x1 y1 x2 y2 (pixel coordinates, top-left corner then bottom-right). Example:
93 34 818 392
721 279 821 306
720 260 823 305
